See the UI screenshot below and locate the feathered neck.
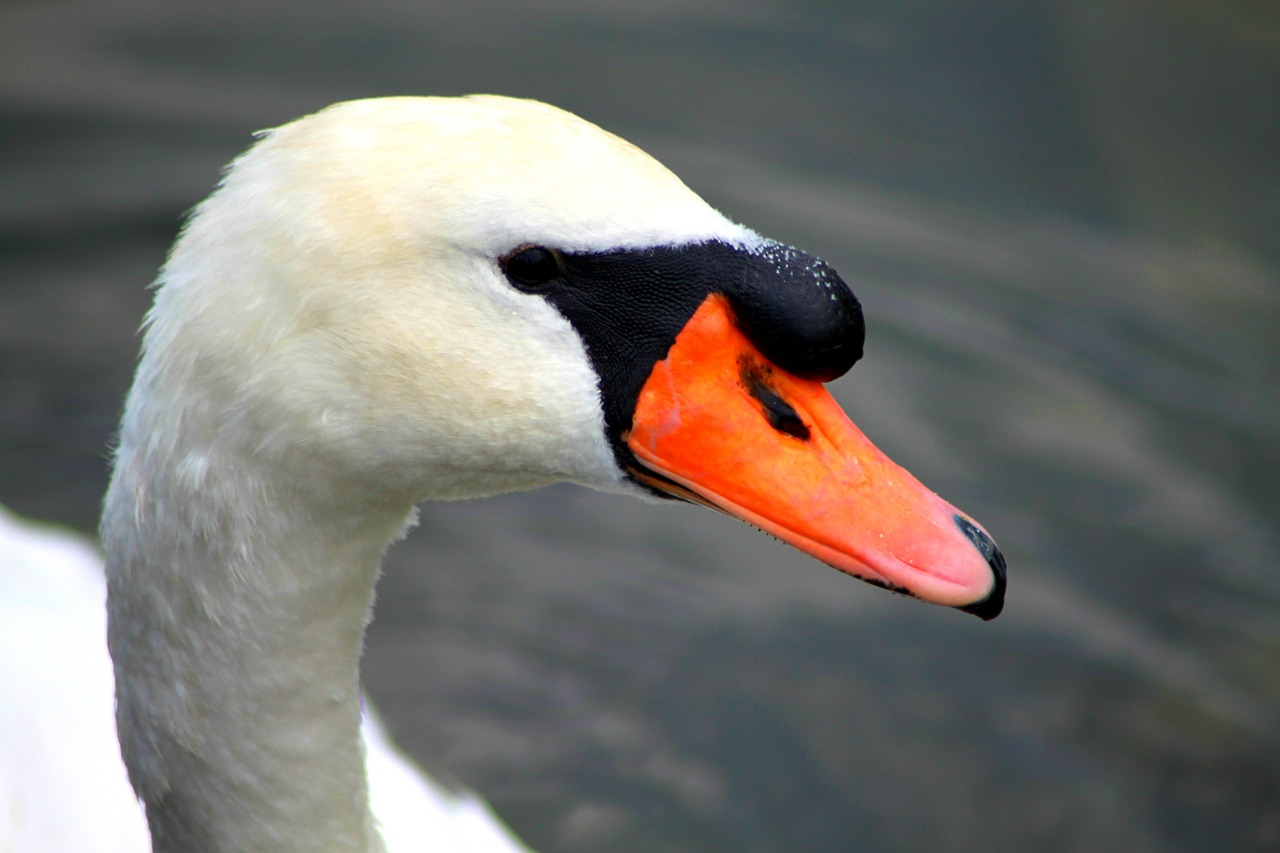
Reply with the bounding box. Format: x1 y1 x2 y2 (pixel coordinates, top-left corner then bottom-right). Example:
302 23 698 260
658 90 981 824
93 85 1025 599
102 380 418 851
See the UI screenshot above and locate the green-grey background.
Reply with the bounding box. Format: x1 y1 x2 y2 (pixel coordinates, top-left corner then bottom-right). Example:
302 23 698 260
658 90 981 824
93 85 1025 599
2 2 1276 850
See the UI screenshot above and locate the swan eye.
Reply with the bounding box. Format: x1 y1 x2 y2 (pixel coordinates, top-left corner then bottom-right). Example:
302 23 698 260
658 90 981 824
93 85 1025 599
501 246 563 292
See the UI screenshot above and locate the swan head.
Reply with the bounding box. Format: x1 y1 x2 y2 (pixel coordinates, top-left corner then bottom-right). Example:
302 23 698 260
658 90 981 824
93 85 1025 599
128 95 1003 617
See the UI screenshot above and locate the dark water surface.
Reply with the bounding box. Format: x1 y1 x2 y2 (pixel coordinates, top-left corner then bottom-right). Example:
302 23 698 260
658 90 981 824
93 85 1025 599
2 2 1277 851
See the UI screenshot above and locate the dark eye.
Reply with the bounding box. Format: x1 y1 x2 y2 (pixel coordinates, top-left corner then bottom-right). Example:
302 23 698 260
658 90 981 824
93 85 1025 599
502 246 562 292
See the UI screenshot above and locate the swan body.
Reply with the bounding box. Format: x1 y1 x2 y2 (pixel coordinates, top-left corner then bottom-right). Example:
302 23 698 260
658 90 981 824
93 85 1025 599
5 95 1004 851
0 505 530 851
0 505 147 852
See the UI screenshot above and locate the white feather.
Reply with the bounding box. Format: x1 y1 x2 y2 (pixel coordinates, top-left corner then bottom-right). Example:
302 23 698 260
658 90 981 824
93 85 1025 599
0 505 533 852
6 96 757 851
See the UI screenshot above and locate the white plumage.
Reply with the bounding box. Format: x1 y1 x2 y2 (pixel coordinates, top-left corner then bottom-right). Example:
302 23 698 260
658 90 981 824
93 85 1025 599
2 95 999 852
5 95 752 852
0 504 533 852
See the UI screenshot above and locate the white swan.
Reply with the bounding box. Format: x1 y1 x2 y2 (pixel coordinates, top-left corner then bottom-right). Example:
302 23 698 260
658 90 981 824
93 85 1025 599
1 95 1004 852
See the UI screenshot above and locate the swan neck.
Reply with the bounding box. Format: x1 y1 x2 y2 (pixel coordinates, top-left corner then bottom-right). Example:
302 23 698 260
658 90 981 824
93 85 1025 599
103 439 413 852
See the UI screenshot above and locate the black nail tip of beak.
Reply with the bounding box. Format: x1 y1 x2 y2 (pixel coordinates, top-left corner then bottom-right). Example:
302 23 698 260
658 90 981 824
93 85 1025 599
954 515 1007 621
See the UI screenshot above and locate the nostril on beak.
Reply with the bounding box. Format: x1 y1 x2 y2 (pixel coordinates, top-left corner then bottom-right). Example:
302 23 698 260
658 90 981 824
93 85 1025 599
743 369 811 441
954 515 1007 620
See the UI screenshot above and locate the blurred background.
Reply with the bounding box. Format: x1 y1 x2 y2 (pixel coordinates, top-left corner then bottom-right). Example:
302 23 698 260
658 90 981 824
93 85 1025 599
1 1 1277 850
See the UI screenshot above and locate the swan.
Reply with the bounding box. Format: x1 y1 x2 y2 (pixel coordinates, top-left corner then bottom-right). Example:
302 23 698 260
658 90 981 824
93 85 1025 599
1 95 1004 852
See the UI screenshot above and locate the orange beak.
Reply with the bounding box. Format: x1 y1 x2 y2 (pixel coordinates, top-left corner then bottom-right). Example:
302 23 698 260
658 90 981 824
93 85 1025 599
625 295 1005 618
